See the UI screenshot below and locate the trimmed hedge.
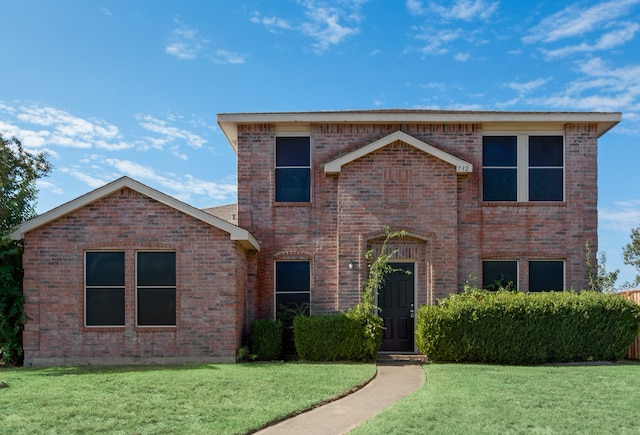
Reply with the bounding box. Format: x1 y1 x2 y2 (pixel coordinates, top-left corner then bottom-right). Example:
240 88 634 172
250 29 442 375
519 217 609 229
416 290 640 365
294 313 381 361
250 319 283 360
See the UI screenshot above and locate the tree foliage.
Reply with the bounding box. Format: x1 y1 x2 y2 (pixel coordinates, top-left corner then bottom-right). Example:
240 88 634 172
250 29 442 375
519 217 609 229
1 134 51 365
585 241 619 293
622 225 640 289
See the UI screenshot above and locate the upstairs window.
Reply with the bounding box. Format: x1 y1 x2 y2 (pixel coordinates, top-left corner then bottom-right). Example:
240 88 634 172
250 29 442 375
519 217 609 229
275 136 310 202
483 135 564 202
137 252 176 326
85 252 125 326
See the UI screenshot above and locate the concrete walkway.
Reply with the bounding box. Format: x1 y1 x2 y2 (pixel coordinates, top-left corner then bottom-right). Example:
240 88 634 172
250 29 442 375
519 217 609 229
254 361 425 435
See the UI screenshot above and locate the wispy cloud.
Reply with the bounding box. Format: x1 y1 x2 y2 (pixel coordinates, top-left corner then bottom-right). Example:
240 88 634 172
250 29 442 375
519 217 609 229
414 27 465 55
600 199 640 232
506 78 550 95
427 0 499 21
541 22 640 59
136 114 206 149
212 49 245 64
103 158 236 203
523 0 640 44
165 20 209 60
0 102 132 151
252 0 367 54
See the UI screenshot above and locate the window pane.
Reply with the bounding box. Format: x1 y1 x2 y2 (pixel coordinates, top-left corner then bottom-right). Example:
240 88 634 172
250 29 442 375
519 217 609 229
137 252 176 286
86 252 124 286
276 137 310 166
276 261 311 292
276 293 310 316
529 261 564 292
275 168 310 202
86 288 125 326
138 288 176 326
529 168 563 201
482 261 517 290
529 136 563 167
483 136 517 166
483 168 517 201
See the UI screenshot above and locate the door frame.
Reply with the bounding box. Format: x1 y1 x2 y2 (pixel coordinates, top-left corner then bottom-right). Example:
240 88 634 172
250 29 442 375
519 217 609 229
376 260 417 353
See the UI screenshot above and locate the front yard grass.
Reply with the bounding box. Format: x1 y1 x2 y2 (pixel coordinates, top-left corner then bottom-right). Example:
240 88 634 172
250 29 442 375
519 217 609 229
353 362 640 434
0 362 375 434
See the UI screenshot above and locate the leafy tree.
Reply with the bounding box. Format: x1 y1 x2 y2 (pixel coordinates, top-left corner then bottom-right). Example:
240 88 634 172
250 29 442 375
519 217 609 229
346 226 408 358
1 134 51 364
622 225 640 289
585 241 619 293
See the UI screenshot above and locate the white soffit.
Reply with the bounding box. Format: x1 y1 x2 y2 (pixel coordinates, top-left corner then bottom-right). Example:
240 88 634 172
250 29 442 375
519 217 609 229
324 130 473 174
10 177 261 251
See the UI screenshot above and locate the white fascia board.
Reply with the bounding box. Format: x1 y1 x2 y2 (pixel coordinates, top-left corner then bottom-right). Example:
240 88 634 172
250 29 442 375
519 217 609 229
217 110 622 143
10 176 261 251
324 130 473 174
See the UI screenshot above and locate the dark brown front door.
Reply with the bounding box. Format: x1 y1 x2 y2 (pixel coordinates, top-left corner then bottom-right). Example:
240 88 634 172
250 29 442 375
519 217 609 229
379 263 415 352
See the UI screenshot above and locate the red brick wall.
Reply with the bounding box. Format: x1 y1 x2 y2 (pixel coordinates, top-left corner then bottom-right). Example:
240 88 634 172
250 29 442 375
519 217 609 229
22 188 246 366
237 122 597 317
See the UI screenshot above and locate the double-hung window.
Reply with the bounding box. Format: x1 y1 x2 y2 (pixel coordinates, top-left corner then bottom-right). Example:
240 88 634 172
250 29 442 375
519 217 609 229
275 261 310 319
137 252 176 326
483 135 564 202
275 136 311 202
85 252 125 326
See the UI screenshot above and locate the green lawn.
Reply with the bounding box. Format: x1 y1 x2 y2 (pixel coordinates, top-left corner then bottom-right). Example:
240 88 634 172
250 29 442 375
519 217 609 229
353 362 640 434
0 362 375 434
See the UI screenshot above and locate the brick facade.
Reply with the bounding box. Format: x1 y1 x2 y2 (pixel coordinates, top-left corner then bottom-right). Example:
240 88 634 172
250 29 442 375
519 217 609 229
13 110 618 365
19 187 249 366
235 119 603 323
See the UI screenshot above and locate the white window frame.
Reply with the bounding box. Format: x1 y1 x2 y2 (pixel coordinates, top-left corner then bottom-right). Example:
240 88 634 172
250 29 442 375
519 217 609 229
84 251 126 328
482 259 519 290
483 132 565 202
135 250 177 327
274 133 312 203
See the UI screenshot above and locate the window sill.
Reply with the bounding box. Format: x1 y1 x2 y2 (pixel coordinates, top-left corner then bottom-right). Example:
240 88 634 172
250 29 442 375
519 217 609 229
273 202 312 207
84 326 125 331
482 201 566 207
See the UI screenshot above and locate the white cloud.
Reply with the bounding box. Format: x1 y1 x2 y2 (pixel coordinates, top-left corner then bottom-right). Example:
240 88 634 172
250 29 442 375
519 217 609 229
429 0 499 21
165 20 209 60
415 27 464 55
542 22 640 59
252 0 366 54
453 51 471 62
213 49 245 65
506 78 549 95
0 102 133 151
523 0 640 44
406 0 425 15
136 114 206 148
600 200 640 232
103 158 236 203
37 180 64 195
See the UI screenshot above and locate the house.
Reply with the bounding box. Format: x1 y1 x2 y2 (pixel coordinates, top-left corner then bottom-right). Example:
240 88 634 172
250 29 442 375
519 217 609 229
11 109 621 365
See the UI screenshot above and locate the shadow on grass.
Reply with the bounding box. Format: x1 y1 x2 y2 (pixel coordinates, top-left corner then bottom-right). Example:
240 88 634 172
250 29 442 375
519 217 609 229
34 363 223 376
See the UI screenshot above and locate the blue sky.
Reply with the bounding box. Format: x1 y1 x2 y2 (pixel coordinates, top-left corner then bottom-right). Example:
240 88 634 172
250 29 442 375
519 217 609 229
1 0 639 286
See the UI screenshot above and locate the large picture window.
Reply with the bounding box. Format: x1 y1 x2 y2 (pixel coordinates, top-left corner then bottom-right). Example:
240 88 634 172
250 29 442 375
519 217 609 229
482 260 518 290
275 261 310 319
85 252 125 326
483 135 563 202
529 260 564 292
275 136 310 202
137 252 176 326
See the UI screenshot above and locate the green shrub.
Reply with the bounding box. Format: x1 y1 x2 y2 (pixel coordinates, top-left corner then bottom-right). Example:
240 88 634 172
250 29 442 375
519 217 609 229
294 313 380 361
416 290 640 364
250 319 283 361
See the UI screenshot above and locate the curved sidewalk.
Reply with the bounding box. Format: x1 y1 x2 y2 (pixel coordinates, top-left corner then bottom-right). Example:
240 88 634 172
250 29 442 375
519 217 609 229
255 361 425 435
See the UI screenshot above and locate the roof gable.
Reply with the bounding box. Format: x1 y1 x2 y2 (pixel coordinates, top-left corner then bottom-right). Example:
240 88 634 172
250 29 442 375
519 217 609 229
324 131 473 174
10 177 260 251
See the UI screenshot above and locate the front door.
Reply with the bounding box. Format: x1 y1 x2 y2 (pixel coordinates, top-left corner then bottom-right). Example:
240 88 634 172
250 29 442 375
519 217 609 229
378 263 415 352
